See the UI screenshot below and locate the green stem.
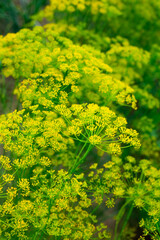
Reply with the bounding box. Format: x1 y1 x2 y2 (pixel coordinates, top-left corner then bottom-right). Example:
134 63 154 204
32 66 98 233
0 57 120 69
70 143 92 174
69 142 87 173
38 199 52 240
91 202 102 215
156 223 160 235
114 200 131 240
117 204 134 240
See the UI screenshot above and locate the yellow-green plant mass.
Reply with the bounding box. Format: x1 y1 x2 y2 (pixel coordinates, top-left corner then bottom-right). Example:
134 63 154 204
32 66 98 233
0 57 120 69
0 0 159 239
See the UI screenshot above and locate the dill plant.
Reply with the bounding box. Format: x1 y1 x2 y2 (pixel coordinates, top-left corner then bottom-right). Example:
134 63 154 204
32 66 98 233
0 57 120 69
0 0 160 239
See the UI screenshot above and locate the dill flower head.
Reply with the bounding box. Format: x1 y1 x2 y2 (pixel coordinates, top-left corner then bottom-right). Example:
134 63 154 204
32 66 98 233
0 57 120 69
56 103 140 155
89 135 102 145
0 26 137 110
0 169 105 239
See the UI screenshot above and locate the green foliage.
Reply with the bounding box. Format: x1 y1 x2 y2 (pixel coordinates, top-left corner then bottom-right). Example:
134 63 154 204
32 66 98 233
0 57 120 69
0 0 48 35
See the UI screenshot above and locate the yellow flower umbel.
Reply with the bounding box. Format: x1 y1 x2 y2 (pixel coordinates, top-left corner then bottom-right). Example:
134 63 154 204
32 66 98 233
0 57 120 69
0 168 108 239
0 26 137 110
56 103 140 156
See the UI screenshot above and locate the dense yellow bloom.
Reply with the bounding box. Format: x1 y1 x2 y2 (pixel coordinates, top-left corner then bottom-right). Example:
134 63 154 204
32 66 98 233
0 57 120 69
18 178 30 196
2 174 14 183
56 103 140 155
0 26 137 110
33 0 121 22
0 156 12 170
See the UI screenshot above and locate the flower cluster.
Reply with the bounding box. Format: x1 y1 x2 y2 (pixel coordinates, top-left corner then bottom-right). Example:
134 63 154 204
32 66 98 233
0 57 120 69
0 0 159 239
55 103 140 154
34 0 160 48
87 155 160 239
31 0 160 165
0 26 137 110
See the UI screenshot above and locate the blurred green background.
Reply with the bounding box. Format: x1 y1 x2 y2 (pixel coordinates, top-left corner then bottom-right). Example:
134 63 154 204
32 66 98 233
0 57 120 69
0 0 49 114
0 0 48 35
